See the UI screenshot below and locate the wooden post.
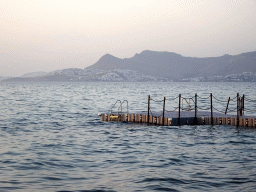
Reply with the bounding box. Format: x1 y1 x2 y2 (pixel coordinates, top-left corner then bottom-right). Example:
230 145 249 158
135 114 140 123
147 95 150 124
222 117 228 125
194 93 197 125
128 114 134 122
214 117 220 125
162 97 165 126
157 117 161 125
248 118 255 127
149 116 152 124
239 118 246 127
231 118 236 126
210 93 213 125
237 93 239 127
141 115 146 123
178 94 181 126
225 97 230 114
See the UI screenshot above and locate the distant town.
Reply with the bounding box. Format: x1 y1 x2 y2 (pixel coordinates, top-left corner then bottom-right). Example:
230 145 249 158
1 50 256 82
181 72 256 82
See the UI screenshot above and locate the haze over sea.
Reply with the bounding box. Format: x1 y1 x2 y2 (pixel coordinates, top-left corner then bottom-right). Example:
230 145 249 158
1 82 256 192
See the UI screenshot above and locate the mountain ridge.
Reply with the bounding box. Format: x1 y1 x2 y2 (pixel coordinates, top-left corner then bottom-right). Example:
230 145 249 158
87 50 256 80
2 50 256 82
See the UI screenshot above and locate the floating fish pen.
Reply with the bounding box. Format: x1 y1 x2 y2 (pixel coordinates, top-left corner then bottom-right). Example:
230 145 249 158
99 93 256 127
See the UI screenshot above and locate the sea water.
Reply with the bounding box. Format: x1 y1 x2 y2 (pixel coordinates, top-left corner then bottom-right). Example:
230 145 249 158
0 82 256 192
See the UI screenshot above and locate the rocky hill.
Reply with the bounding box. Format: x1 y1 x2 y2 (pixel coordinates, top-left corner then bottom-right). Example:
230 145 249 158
88 50 256 80
2 50 256 82
2 68 159 82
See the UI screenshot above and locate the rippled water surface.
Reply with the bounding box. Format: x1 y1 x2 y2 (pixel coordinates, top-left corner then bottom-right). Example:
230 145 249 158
1 82 256 192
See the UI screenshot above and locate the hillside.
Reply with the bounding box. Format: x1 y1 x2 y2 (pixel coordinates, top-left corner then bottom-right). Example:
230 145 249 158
2 50 256 82
87 50 256 80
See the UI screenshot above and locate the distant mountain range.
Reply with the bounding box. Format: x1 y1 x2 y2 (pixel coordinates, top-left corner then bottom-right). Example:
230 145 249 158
0 76 13 81
2 50 256 82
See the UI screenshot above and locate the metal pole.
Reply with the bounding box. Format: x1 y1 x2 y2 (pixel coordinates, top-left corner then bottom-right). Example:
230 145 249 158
239 96 242 116
194 93 197 125
242 94 244 116
225 97 230 115
178 94 181 126
148 95 150 124
162 97 165 126
210 93 213 125
237 93 239 126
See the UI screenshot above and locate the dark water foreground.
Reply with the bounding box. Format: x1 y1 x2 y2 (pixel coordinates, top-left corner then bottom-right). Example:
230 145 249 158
1 82 256 192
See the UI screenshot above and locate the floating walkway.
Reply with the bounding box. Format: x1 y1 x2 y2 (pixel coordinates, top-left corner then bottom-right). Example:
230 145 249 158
99 93 256 127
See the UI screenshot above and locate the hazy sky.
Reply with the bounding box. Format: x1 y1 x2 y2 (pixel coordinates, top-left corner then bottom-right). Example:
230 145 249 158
1 0 256 76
